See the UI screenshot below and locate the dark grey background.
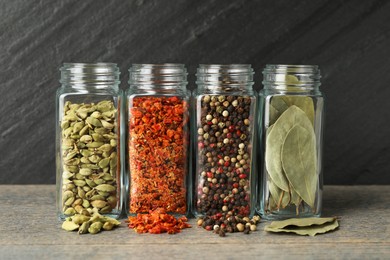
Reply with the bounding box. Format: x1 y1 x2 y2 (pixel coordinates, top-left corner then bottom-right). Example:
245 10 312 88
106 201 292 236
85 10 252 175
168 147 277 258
1 0 389 184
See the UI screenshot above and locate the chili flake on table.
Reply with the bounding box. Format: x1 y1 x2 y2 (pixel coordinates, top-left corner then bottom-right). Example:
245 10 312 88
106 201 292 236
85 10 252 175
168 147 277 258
128 96 189 214
128 208 191 234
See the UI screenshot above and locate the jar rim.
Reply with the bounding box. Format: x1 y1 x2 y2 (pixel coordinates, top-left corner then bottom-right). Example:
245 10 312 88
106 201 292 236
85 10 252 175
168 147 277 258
60 62 120 86
262 64 321 89
128 63 188 87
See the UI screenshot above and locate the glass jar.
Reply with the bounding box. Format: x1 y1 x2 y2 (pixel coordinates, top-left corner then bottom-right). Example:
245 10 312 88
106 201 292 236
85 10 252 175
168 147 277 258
257 64 324 219
193 64 257 218
56 63 123 220
126 64 190 216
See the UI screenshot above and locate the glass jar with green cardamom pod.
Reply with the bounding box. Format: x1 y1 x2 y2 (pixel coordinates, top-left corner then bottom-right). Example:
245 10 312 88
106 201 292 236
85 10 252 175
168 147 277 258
56 63 123 220
257 64 324 220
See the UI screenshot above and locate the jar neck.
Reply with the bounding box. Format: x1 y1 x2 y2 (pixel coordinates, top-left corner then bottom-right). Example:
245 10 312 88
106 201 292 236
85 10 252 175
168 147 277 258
196 64 254 93
128 64 187 93
262 64 321 92
60 63 120 89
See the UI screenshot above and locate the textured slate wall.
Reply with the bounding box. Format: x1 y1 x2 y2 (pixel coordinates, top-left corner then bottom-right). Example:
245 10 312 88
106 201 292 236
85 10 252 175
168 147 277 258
1 0 389 184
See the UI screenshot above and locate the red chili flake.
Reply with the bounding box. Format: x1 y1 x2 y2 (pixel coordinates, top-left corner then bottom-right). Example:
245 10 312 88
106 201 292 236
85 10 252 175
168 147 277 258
129 97 189 214
127 208 191 234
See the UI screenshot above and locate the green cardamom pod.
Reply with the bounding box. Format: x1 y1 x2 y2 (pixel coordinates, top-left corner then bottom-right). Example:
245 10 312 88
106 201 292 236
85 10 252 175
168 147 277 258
96 100 113 112
90 111 102 119
91 200 107 208
64 207 76 216
79 168 92 176
98 158 110 168
94 179 105 185
100 205 112 214
62 127 73 138
77 187 86 198
73 180 86 187
107 196 117 208
95 184 116 193
86 117 102 127
88 155 101 164
103 134 117 140
64 158 80 166
86 142 104 148
61 121 70 129
80 157 90 164
94 127 109 135
79 125 90 136
88 222 103 234
85 179 97 188
78 221 90 234
98 144 112 152
92 133 105 142
80 164 100 170
80 149 92 157
90 195 105 201
102 221 114 231
74 205 84 214
73 121 85 133
102 110 115 118
62 190 74 202
64 196 75 206
82 199 90 208
62 221 80 232
101 120 114 130
71 214 91 225
80 135 93 143
102 151 111 158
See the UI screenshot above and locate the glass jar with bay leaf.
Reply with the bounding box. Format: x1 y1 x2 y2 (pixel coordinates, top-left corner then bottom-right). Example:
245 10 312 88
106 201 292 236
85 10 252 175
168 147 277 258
257 64 324 220
193 64 257 221
56 63 123 220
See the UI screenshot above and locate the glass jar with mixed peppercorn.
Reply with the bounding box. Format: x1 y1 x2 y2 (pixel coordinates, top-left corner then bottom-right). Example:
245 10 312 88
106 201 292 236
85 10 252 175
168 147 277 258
125 64 190 217
193 64 257 220
56 63 123 220
257 64 324 220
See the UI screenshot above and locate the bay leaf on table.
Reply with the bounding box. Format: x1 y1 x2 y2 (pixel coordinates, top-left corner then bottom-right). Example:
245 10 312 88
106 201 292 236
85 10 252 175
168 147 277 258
265 217 336 229
264 218 339 237
281 124 317 209
265 105 313 192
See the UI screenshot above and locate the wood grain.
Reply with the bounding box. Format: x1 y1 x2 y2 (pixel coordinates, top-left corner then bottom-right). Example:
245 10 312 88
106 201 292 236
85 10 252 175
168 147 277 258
0 0 390 184
0 185 388 259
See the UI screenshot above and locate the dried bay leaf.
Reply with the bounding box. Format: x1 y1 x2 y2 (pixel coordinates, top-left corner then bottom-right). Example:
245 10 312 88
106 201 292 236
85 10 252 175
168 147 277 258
289 183 302 214
282 96 315 125
268 180 290 209
269 97 289 125
270 96 315 126
282 124 317 209
265 105 313 192
264 218 339 236
266 217 336 229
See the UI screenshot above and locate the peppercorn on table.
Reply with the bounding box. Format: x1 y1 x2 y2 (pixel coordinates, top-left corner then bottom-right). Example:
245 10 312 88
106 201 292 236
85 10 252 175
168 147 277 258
0 185 389 259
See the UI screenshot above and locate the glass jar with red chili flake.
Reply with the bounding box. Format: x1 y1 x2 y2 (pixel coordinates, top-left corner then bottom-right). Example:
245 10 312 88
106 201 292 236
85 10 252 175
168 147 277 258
126 64 190 216
193 64 257 219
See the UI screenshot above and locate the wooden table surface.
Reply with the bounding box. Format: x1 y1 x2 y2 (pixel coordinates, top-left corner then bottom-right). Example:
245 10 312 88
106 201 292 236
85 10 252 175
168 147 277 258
0 185 389 259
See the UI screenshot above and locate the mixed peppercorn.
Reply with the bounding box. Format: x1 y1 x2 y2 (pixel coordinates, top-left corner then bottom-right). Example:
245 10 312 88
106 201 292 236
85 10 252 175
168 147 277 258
197 214 260 237
194 94 258 235
195 95 254 216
